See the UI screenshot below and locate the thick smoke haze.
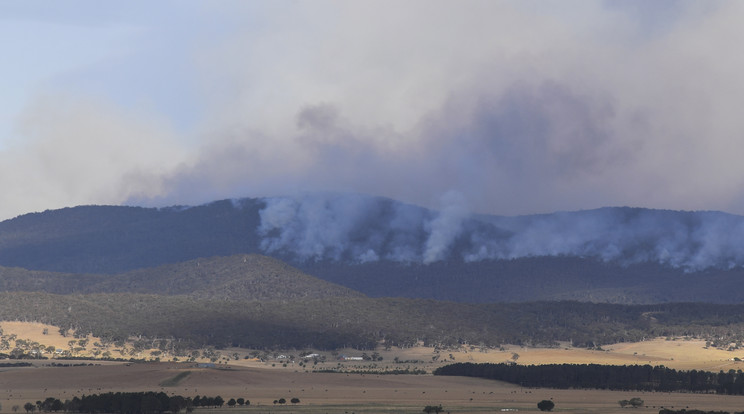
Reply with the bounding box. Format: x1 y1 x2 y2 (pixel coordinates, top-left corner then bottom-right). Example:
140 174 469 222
256 194 744 272
2 2 744 220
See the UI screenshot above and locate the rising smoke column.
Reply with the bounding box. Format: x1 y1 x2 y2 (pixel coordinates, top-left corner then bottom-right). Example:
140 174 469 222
423 191 469 264
254 194 744 271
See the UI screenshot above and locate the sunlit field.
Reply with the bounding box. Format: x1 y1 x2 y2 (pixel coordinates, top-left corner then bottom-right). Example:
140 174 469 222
3 322 744 413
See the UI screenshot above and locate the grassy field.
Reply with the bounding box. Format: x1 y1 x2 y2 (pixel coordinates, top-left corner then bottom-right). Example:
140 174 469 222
3 321 743 372
221 337 744 374
3 322 744 413
2 362 744 413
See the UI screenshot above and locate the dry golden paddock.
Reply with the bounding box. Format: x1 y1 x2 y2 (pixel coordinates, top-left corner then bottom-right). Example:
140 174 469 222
2 322 744 413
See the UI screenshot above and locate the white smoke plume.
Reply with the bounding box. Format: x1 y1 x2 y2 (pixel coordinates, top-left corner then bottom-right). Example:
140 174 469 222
423 191 468 264
255 194 744 271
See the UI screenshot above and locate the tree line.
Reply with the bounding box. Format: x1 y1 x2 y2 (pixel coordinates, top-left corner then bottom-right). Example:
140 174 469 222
434 363 744 395
22 392 232 414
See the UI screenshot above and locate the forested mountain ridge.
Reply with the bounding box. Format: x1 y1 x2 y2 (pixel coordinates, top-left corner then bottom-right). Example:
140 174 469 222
4 196 744 350
2 195 744 303
6 250 744 304
0 200 263 274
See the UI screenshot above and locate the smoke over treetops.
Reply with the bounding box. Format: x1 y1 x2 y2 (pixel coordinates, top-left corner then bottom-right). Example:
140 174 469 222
256 193 744 271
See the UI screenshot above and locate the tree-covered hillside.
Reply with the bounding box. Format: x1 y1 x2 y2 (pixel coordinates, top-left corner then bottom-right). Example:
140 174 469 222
0 254 363 301
4 293 744 351
3 197 744 304
0 200 264 274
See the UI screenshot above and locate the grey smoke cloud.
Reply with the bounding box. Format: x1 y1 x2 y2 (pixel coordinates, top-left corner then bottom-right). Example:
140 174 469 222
256 194 744 271
4 1 744 220
143 1 744 217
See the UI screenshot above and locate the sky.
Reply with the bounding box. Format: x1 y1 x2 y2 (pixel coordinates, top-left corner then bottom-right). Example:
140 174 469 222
1 0 744 220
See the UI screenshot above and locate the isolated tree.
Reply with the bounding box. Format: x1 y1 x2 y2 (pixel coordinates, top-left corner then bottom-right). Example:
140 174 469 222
628 397 644 408
227 399 236 407
423 404 443 413
537 400 555 411
619 399 629 408
290 398 300 404
236 398 244 406
23 403 35 413
277 398 286 405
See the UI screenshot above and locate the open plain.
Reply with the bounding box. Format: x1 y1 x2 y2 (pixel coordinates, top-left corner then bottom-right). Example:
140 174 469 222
3 323 744 413
2 362 744 413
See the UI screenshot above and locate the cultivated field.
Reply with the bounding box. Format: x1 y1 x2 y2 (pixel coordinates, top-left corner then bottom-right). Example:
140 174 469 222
3 322 744 413
2 362 744 413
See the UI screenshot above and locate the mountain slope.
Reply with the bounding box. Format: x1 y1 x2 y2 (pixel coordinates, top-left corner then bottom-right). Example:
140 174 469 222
0 254 363 301
300 257 744 303
0 200 264 274
100 254 364 301
0 265 100 294
3 195 744 304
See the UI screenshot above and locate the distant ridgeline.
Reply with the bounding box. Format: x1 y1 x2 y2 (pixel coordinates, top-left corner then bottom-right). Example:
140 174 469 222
4 195 744 304
257 195 744 271
4 195 744 272
434 363 744 395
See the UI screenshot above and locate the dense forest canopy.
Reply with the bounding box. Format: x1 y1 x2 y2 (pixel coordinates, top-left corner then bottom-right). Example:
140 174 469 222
3 293 744 350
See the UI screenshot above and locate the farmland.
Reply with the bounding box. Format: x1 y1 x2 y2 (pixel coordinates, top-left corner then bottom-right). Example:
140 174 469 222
2 361 744 414
2 321 744 414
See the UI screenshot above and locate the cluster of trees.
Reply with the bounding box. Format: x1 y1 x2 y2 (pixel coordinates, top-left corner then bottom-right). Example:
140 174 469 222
21 392 228 414
189 396 224 408
270 398 299 405
434 363 744 395
618 397 644 408
23 398 63 413
422 405 443 413
224 398 249 407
